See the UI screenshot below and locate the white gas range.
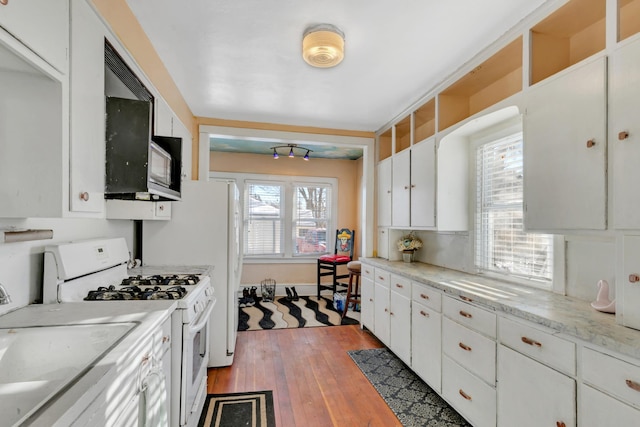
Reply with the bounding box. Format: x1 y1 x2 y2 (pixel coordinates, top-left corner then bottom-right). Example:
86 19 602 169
43 238 214 427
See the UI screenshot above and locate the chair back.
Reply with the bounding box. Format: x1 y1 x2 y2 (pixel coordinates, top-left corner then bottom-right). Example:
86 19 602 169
334 228 355 258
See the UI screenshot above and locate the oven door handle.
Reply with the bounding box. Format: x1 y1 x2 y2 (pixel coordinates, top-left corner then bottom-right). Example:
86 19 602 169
188 300 214 336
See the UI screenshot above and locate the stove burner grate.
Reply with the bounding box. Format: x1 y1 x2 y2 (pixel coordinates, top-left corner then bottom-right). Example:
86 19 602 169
84 284 188 301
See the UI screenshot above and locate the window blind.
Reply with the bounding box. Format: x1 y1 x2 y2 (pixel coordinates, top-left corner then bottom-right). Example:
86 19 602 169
475 133 553 282
244 182 284 256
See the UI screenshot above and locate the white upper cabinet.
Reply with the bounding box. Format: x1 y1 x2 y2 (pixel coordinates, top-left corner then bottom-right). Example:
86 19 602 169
410 138 436 228
69 0 106 214
523 57 607 231
391 149 411 227
154 96 173 137
376 159 392 227
611 37 640 229
0 0 68 73
173 117 193 182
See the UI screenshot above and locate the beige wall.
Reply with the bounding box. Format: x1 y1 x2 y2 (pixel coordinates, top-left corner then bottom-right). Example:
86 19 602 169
211 151 362 285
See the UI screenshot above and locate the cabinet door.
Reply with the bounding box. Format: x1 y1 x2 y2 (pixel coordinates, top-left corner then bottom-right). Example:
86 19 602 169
411 301 441 392
0 0 68 72
523 57 607 231
373 282 390 346
173 118 193 182
497 345 575 427
580 384 640 427
392 150 411 227
377 228 389 259
69 0 105 214
410 138 436 227
376 159 392 226
611 38 640 229
621 235 640 330
389 290 411 365
154 96 174 137
361 276 375 331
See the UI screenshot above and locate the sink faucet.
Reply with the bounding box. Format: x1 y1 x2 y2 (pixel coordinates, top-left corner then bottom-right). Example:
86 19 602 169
0 283 11 305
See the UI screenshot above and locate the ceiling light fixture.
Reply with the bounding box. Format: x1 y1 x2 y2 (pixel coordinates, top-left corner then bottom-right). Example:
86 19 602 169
302 24 345 68
270 144 314 160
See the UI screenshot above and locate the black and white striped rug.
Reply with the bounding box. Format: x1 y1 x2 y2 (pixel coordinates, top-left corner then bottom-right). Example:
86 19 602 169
238 295 359 331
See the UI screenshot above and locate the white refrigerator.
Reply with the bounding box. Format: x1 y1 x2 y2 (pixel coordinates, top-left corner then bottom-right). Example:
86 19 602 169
143 179 243 367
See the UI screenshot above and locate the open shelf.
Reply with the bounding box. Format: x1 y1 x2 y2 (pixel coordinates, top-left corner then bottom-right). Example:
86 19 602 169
414 98 436 143
378 128 392 161
395 114 411 153
438 37 522 131
620 0 640 42
530 0 605 85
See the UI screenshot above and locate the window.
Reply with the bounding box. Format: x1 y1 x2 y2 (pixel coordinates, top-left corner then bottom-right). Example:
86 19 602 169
243 176 336 259
475 132 553 284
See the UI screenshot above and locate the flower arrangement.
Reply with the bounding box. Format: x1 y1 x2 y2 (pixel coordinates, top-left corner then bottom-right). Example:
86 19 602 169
397 232 423 252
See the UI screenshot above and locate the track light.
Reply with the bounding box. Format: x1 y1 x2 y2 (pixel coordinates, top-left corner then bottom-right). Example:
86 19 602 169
270 144 314 160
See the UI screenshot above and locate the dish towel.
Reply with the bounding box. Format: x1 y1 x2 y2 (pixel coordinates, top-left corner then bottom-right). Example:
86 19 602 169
140 365 168 427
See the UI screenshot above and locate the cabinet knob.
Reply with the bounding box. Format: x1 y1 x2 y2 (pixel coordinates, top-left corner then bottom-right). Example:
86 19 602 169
586 139 596 148
458 342 472 352
420 293 430 300
79 192 90 201
556 422 566 427
460 295 473 302
387 190 391 194
162 335 170 344
626 379 640 392
395 283 404 289
158 204 165 211
458 389 472 401
404 186 409 190
459 310 472 319
521 336 542 347
411 184 416 188
629 274 640 283
619 131 629 141
0 0 8 5
420 310 429 318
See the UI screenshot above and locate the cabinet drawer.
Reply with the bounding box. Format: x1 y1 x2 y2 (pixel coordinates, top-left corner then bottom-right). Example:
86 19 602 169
374 269 391 288
583 347 640 408
443 317 496 385
412 282 442 312
442 356 496 427
443 296 496 338
390 274 411 298
499 316 575 375
580 384 640 426
361 264 374 280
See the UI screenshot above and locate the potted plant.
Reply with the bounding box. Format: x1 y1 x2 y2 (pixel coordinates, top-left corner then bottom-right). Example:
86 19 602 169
397 231 423 263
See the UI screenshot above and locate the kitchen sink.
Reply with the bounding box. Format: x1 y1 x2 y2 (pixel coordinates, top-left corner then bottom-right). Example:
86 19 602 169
0 322 138 426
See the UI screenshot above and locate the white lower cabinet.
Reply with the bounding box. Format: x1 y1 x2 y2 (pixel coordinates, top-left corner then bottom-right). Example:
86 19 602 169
580 384 640 426
411 300 441 392
374 281 390 346
442 355 496 427
361 274 375 331
497 345 575 427
389 274 411 365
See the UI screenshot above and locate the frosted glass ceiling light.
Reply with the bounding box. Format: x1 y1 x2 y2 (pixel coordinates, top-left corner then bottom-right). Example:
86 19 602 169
302 24 345 68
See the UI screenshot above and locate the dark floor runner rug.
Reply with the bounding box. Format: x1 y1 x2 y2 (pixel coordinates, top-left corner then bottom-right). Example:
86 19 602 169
348 348 471 427
238 295 359 331
198 391 276 427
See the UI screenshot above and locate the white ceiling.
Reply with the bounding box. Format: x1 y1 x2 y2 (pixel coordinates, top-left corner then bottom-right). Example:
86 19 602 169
126 0 548 133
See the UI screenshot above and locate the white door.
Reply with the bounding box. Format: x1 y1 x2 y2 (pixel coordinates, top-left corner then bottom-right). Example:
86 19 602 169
497 345 575 427
523 57 607 231
611 37 640 229
376 159 392 227
392 150 411 227
410 138 436 227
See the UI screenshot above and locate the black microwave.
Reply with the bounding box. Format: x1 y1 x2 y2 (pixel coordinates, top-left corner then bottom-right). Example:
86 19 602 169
105 97 182 201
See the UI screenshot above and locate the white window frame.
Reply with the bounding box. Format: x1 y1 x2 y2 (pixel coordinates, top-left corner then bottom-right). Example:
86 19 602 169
210 171 338 263
471 120 564 291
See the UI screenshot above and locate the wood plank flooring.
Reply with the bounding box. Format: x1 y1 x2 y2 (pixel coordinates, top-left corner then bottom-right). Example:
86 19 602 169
207 325 402 427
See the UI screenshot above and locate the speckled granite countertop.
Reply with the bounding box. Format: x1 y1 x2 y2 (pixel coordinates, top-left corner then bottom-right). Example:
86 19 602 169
361 258 640 361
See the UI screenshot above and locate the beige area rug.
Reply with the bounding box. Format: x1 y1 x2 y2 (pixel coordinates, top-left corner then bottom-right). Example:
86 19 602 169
238 295 359 330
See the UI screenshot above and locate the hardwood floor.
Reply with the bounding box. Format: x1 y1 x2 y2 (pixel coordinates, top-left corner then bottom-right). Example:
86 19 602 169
207 325 402 427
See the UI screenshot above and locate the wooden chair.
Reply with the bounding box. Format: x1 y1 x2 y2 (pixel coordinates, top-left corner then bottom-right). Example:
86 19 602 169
317 228 355 298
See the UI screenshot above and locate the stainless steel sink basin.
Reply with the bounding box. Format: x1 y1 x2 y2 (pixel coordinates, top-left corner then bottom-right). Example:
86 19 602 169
0 322 138 426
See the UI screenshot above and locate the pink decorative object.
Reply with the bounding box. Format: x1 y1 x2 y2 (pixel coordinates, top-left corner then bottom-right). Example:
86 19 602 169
591 279 616 313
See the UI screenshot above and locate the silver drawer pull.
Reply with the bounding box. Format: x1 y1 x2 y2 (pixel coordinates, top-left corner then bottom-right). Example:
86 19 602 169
420 310 429 318
626 379 640 393
459 389 472 401
458 342 472 352
420 293 430 300
395 283 404 289
521 336 542 348
459 310 472 319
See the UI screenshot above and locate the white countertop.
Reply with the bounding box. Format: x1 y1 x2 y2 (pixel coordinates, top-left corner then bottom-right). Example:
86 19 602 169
0 301 176 426
362 258 640 360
